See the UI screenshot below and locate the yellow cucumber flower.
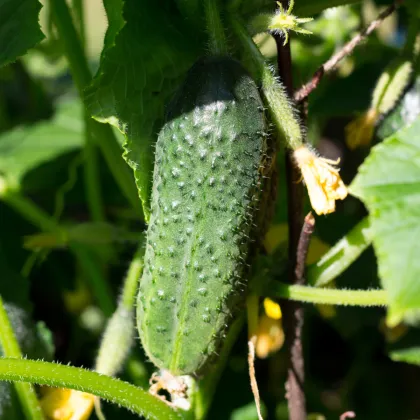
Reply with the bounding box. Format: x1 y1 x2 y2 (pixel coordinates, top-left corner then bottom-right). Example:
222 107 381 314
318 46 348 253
40 388 95 420
255 298 285 359
294 146 348 216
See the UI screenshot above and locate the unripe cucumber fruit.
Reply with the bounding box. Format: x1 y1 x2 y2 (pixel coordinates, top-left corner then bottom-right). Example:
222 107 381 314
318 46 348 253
137 56 267 376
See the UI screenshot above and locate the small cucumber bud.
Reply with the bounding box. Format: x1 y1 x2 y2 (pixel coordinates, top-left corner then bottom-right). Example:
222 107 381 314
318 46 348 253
95 245 144 376
268 0 313 46
346 58 414 149
95 306 134 376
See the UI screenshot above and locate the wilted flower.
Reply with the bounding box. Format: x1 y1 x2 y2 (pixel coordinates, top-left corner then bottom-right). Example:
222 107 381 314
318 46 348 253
294 146 348 216
40 388 95 420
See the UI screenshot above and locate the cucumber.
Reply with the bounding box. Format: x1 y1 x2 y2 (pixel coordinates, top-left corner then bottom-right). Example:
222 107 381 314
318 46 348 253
137 56 268 376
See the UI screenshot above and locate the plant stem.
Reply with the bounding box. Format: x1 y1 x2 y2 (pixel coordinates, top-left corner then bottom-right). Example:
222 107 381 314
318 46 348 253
71 0 86 47
70 243 115 317
307 217 372 287
50 0 143 217
268 283 387 307
273 4 307 418
0 358 183 420
229 17 303 150
1 189 115 316
121 244 145 309
294 0 404 102
0 298 44 420
74 0 106 224
205 0 228 54
2 190 64 236
83 124 105 222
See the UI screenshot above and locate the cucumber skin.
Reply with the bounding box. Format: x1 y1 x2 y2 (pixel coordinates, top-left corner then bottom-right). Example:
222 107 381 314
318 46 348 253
137 57 267 376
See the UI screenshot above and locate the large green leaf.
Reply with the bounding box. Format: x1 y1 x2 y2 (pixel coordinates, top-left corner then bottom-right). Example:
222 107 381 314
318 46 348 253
0 100 83 186
101 0 124 51
0 0 44 67
85 0 199 221
350 117 420 324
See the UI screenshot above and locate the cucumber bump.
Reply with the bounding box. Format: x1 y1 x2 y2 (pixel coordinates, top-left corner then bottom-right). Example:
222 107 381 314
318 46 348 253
137 56 267 376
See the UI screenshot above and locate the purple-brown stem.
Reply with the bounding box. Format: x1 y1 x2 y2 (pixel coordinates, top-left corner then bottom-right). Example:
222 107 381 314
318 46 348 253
294 0 403 102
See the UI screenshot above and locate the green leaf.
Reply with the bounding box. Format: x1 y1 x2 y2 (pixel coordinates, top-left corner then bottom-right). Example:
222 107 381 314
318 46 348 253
0 100 83 186
350 117 420 323
231 402 267 420
390 347 420 366
85 0 199 220
0 0 45 67
101 0 125 51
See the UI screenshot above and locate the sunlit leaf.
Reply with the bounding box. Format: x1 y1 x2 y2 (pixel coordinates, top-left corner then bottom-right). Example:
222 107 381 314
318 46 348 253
350 117 420 323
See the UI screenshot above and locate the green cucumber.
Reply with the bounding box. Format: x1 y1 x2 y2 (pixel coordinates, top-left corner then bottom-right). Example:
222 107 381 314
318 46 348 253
137 56 268 376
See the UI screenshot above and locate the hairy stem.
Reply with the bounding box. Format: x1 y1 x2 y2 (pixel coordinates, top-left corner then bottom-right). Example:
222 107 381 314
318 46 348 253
0 298 44 420
307 217 372 287
0 358 182 420
229 17 303 150
205 0 228 54
268 283 387 307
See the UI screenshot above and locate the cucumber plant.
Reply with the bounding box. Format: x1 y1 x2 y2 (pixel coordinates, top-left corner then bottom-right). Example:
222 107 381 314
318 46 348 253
0 0 420 420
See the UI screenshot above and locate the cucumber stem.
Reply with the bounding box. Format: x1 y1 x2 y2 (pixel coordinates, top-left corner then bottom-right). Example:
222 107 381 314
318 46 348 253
205 0 228 55
268 283 387 307
0 358 182 420
229 16 303 150
0 296 44 420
